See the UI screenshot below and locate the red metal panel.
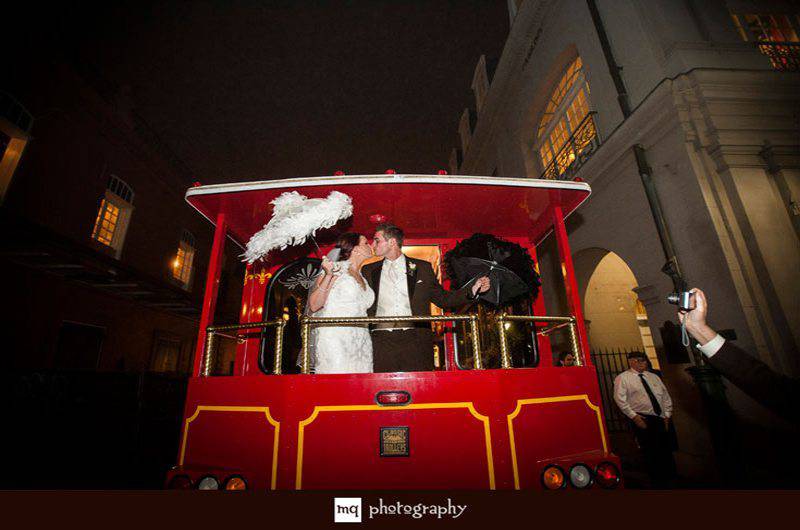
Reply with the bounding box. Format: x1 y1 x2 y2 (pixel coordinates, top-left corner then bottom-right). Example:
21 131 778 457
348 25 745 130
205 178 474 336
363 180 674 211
509 397 606 489
300 406 491 489
192 213 227 377
180 406 279 489
552 206 591 365
171 368 618 490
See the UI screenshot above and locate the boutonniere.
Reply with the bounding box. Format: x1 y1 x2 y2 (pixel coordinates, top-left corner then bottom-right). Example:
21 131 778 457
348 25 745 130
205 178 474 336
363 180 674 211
407 261 417 275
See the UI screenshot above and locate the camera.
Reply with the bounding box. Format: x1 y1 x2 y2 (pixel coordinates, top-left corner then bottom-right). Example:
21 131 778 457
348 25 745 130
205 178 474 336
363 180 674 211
666 291 695 311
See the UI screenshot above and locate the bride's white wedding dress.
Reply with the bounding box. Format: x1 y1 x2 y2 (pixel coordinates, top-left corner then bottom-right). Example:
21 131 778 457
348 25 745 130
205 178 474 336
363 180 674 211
310 262 375 374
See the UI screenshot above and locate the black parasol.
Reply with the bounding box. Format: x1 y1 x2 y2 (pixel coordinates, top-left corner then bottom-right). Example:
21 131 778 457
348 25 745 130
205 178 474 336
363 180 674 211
444 233 541 306
450 256 530 306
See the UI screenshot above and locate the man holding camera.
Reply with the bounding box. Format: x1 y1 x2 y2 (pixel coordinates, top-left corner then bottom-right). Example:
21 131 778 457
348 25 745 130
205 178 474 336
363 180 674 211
613 351 676 487
679 288 800 423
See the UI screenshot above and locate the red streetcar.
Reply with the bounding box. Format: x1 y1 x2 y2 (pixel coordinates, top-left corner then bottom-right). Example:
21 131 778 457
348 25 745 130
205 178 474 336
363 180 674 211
166 174 622 491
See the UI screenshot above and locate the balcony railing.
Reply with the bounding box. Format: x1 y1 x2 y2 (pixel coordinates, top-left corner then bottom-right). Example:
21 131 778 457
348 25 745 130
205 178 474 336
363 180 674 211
539 111 600 181
300 315 481 374
203 320 286 376
756 41 800 72
202 313 585 375
495 315 582 368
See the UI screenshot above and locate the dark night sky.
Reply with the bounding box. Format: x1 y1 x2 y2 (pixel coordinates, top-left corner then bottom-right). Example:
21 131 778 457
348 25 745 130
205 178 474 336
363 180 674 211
11 1 509 183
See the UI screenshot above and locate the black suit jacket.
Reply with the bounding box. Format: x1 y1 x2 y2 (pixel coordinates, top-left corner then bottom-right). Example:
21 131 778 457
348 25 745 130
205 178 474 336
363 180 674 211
708 341 800 423
362 256 472 325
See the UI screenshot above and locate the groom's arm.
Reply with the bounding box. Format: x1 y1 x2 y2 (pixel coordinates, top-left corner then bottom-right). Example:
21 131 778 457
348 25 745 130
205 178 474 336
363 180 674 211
423 262 472 309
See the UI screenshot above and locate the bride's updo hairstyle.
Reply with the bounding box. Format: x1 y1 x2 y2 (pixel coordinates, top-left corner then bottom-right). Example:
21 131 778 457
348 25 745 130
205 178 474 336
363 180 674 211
334 232 361 261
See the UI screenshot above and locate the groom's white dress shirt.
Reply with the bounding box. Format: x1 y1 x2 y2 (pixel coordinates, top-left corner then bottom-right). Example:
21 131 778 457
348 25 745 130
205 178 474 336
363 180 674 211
375 254 413 331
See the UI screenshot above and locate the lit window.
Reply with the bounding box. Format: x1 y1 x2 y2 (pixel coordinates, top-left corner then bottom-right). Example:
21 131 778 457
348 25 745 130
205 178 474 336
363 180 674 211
91 175 134 258
92 199 120 246
731 14 800 71
172 230 196 289
536 57 598 178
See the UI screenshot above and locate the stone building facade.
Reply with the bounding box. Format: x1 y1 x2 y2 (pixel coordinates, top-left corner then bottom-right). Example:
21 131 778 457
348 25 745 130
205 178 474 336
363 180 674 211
453 0 800 483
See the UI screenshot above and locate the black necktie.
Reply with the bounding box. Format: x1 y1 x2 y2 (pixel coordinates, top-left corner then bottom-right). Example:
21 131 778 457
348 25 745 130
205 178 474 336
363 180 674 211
639 373 662 416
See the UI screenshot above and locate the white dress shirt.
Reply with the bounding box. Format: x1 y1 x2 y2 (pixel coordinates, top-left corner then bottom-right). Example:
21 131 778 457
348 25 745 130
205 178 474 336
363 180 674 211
375 255 413 330
613 369 673 419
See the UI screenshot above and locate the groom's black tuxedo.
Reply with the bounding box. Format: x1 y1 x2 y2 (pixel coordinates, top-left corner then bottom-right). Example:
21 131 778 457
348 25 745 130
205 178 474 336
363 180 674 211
362 255 472 372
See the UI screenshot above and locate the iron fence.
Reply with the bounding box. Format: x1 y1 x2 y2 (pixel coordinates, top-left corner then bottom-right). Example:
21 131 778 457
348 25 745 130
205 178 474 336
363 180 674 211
592 347 637 433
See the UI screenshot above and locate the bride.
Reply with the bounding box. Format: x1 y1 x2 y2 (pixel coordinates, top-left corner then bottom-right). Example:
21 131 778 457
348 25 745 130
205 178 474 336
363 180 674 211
306 233 375 374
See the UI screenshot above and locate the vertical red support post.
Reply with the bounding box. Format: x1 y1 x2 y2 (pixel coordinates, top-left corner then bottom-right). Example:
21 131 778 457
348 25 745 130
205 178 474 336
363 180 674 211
552 206 592 365
235 263 255 376
435 239 458 372
192 213 227 377
528 244 554 367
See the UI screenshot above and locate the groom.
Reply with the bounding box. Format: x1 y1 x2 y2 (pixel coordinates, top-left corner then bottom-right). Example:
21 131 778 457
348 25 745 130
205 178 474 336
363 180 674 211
364 223 490 372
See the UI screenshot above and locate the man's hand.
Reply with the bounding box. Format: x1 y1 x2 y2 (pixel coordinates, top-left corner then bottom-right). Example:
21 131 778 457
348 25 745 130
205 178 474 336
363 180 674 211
471 276 491 296
663 417 670 430
677 288 717 345
633 415 647 429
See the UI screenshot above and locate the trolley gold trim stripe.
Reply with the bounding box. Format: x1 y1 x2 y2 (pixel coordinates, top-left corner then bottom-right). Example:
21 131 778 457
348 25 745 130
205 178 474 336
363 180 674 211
179 406 281 490
506 395 608 490
295 402 495 490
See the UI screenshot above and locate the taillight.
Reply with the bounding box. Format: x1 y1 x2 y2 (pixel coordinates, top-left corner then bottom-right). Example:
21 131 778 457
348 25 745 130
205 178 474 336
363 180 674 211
197 476 220 490
568 464 593 489
167 475 193 489
541 465 566 490
594 462 621 489
224 476 247 490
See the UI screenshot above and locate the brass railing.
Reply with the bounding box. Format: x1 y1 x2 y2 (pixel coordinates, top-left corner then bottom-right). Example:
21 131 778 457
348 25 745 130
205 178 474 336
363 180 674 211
495 315 582 368
204 314 581 375
300 315 481 374
203 320 286 376
540 111 600 181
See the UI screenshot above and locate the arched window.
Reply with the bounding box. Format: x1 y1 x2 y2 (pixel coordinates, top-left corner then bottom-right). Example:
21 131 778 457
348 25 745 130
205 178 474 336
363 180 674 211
536 57 597 179
730 13 800 71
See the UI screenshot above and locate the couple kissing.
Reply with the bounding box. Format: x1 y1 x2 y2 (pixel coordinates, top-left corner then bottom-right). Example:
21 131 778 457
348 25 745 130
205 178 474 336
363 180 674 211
307 223 491 374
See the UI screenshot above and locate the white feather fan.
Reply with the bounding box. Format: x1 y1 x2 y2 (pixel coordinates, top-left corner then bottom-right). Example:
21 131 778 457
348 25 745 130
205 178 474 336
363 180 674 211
242 190 353 263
